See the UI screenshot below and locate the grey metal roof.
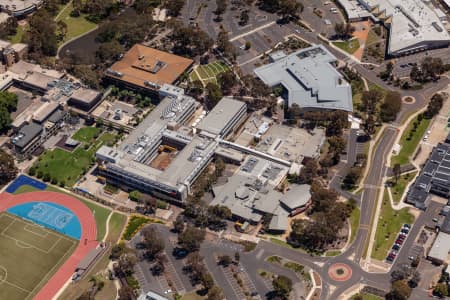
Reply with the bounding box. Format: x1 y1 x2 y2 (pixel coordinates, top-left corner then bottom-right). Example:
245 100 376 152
196 97 247 136
12 122 42 148
280 184 311 210
254 45 353 112
269 208 289 231
47 109 65 124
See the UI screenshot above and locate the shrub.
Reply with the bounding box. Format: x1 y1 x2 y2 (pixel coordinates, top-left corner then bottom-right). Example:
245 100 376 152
43 173 51 182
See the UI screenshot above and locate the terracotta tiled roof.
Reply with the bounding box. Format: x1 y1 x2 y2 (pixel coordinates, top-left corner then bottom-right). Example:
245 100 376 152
105 44 193 90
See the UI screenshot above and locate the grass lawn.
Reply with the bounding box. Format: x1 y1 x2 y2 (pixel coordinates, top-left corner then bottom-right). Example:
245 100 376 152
390 171 418 204
106 213 127 243
190 61 230 86
391 117 431 166
122 215 150 240
181 292 205 300
12 184 111 240
0 213 77 300
32 131 115 187
270 238 308 254
72 126 101 143
333 39 360 54
351 293 383 300
56 2 96 44
33 147 93 186
189 70 200 82
325 250 341 256
349 207 360 243
371 190 414 261
8 25 27 44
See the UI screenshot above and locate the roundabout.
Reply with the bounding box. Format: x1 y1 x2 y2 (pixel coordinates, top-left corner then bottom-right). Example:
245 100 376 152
327 263 353 282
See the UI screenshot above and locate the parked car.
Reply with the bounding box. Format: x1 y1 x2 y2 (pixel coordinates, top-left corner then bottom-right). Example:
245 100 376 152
392 244 400 251
396 239 404 245
403 224 411 229
401 228 409 234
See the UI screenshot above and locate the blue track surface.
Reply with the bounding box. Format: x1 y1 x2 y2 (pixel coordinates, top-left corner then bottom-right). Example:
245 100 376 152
5 175 47 194
7 202 81 240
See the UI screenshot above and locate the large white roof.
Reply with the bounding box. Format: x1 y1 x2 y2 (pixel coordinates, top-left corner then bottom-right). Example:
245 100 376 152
359 0 450 55
254 45 353 112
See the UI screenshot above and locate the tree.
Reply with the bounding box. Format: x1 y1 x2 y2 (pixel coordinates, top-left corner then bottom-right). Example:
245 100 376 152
393 163 401 184
214 0 227 21
239 10 250 26
201 273 214 291
297 159 318 184
217 71 237 95
165 0 186 17
0 150 17 185
386 280 411 300
56 20 68 40
216 26 236 61
25 10 58 58
409 271 421 288
218 255 232 267
110 242 126 260
178 226 206 252
118 285 135 300
380 91 402 122
334 22 355 40
129 190 141 202
361 89 383 113
234 252 240 264
173 215 185 233
434 283 448 298
95 40 124 65
118 252 137 276
141 225 165 260
279 0 303 20
272 275 293 298
205 82 223 110
207 285 224 300
424 93 444 119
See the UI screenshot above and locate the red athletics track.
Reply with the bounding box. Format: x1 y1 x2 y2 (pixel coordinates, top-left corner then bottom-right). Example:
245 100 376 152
0 191 98 300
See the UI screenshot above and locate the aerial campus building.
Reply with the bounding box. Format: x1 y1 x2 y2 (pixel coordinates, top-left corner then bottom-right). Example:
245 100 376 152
254 45 353 113
337 0 450 56
104 44 194 96
96 89 248 202
406 141 450 210
0 0 42 17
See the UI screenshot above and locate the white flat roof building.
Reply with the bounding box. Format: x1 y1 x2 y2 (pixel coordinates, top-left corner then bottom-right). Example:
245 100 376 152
254 45 353 112
338 0 450 56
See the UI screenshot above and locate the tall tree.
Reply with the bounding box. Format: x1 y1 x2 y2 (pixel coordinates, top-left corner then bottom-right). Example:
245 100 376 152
272 275 293 299
0 150 17 185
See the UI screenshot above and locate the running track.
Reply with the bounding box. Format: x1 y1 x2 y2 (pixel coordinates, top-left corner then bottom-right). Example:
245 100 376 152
0 191 98 300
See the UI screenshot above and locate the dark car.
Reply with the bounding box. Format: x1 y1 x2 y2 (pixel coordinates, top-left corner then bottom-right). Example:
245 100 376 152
386 256 394 262
172 247 188 259
401 228 409 234
403 224 411 229
392 244 400 251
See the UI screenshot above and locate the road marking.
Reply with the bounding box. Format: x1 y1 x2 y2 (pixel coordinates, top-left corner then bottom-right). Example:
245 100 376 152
230 21 275 42
256 249 264 260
